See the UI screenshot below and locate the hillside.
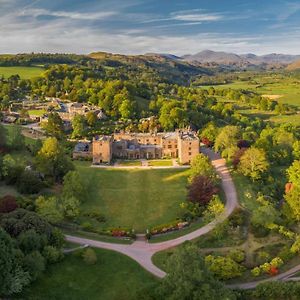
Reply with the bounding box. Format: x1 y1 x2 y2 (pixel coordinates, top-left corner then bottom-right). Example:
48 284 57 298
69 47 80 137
286 60 300 71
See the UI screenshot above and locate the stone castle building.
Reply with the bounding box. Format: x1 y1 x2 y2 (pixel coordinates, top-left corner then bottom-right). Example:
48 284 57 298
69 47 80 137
92 130 199 165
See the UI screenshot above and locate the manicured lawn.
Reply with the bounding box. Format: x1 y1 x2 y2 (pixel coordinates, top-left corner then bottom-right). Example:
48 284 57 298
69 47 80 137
75 162 189 232
117 160 141 167
0 66 44 79
20 248 158 300
28 109 46 116
148 160 173 167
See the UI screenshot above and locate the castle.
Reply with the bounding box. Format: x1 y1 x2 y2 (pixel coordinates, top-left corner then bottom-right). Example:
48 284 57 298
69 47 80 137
92 130 200 165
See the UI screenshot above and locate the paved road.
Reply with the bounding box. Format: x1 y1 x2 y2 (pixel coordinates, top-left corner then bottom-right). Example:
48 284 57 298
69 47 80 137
66 148 239 278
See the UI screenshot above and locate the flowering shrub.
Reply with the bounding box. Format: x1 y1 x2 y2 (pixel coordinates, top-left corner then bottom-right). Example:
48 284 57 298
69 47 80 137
252 257 284 277
150 220 189 235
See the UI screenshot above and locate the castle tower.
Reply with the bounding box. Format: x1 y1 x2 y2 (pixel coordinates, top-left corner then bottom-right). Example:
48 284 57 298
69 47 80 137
177 131 200 164
92 135 113 164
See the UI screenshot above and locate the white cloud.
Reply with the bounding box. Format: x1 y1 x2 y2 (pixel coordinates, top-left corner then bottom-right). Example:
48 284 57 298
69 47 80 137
171 12 223 22
19 8 117 20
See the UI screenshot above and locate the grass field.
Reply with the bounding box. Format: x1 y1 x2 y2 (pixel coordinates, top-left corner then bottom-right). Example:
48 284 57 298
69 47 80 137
148 160 173 167
20 248 158 300
75 162 189 232
204 74 300 107
117 160 141 167
0 66 44 79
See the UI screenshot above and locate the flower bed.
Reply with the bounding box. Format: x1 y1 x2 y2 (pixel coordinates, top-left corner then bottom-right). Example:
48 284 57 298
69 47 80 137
148 220 189 238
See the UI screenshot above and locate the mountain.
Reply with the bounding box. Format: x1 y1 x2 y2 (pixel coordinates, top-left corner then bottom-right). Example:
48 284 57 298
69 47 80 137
183 50 245 65
286 60 300 71
182 50 300 66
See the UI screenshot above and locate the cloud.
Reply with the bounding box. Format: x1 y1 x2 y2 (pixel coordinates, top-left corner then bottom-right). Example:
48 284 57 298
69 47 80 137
19 8 117 20
170 11 223 22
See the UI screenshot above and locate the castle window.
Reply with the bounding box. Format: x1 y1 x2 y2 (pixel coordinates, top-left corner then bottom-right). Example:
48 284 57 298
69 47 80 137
189 142 192 145
168 145 172 149
189 152 192 155
189 147 191 150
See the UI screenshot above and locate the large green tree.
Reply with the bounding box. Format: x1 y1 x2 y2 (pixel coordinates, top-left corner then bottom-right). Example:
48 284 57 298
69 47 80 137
157 243 236 300
36 137 73 182
239 147 269 181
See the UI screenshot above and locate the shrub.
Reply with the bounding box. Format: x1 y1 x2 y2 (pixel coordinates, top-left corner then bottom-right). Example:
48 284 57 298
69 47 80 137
251 267 261 277
228 249 245 263
256 251 271 265
0 195 19 213
228 208 247 227
205 254 245 280
82 248 97 265
43 246 63 263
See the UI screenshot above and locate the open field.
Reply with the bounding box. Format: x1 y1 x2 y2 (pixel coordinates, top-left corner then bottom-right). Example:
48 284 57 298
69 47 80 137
75 162 189 232
20 248 158 300
204 75 300 107
0 66 44 79
117 160 141 167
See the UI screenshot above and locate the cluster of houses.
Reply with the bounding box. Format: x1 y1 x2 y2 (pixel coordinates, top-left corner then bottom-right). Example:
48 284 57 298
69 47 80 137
1 97 106 127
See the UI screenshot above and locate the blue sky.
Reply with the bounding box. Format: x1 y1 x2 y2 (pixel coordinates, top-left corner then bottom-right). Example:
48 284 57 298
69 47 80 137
1 0 300 54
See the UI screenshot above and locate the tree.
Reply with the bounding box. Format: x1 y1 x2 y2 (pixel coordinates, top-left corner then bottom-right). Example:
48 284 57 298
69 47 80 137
251 203 279 228
35 196 64 224
36 137 73 182
42 112 64 139
71 114 86 138
239 147 269 181
203 195 225 222
62 170 86 202
62 196 80 218
189 153 216 183
7 126 25 150
287 160 300 186
86 111 97 127
0 195 19 213
285 186 300 221
0 123 6 149
0 228 30 296
23 251 46 281
17 229 47 254
293 141 300 160
156 243 236 300
119 99 135 119
205 255 245 280
214 125 241 155
82 248 97 265
187 175 219 206
200 122 218 146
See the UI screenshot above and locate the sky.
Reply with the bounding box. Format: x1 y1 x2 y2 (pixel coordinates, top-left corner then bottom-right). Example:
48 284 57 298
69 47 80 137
1 0 300 55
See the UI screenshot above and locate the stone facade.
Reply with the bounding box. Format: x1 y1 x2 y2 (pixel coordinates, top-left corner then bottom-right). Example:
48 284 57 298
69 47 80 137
92 130 199 164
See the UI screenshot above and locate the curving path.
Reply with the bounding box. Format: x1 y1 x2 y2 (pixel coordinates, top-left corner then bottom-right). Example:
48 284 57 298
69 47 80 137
66 148 239 278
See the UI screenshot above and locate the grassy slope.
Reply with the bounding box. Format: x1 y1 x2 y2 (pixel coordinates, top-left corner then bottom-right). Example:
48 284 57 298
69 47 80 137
0 66 44 79
20 248 158 300
75 162 189 232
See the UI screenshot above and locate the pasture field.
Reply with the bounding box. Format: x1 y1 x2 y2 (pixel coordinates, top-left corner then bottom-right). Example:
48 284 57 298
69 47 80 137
204 74 300 107
75 162 189 232
0 66 44 79
20 248 158 300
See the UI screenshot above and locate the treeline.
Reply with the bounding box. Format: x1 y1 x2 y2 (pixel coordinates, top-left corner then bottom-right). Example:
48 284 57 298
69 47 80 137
0 53 90 66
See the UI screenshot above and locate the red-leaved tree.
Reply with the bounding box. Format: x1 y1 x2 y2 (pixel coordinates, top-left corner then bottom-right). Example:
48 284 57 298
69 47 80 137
187 175 219 205
0 195 19 213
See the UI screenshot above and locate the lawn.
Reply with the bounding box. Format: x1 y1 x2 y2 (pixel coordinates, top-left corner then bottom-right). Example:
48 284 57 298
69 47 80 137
75 162 189 232
0 66 44 79
117 160 141 167
20 248 158 300
148 160 173 167
28 109 46 116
